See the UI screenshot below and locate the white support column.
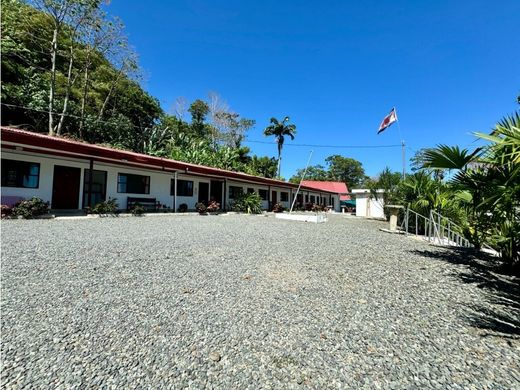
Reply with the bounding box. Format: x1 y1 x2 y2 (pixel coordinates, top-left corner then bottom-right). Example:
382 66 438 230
174 171 178 212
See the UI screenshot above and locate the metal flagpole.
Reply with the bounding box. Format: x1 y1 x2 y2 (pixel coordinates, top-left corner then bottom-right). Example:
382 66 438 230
401 139 406 179
290 150 314 213
394 107 406 179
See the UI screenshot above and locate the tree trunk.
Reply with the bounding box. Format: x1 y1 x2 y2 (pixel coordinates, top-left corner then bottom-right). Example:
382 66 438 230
277 141 283 178
48 28 58 136
97 66 124 121
56 45 76 135
79 52 92 138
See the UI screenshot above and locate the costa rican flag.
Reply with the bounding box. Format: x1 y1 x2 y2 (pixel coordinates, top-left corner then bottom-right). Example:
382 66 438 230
378 108 398 134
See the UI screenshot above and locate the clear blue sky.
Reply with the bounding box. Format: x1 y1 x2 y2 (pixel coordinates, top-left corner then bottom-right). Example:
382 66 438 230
107 0 519 180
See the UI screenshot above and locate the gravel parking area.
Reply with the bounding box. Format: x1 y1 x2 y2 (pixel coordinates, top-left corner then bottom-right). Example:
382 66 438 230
2 214 519 389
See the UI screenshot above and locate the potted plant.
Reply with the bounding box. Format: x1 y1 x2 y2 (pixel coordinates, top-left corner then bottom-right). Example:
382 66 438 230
1 205 13 219
311 203 324 212
131 203 145 216
206 200 220 214
272 203 284 213
195 202 207 215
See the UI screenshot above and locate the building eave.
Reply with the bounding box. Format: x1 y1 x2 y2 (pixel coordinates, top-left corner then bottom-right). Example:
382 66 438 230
1 127 340 195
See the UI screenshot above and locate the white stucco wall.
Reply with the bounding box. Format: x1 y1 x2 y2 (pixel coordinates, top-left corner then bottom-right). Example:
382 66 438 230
2 148 341 212
2 150 86 207
352 189 385 219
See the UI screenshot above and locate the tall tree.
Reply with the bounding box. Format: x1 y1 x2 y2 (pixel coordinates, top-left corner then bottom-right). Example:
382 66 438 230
213 112 255 148
77 11 130 138
263 116 296 178
325 155 366 187
289 164 329 183
32 0 101 135
188 99 210 138
246 156 278 178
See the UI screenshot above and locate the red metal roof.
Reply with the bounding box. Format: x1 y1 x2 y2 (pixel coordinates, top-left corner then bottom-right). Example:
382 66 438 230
301 181 351 200
1 127 341 195
301 180 349 193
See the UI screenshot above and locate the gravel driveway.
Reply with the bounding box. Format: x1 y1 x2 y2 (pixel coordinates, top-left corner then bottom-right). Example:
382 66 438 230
1 214 519 389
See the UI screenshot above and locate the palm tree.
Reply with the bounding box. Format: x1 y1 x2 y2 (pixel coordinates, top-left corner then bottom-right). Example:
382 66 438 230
422 113 520 266
263 116 296 177
421 145 489 249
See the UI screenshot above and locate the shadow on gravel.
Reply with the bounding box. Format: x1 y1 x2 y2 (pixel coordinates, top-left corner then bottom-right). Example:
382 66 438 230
410 247 520 338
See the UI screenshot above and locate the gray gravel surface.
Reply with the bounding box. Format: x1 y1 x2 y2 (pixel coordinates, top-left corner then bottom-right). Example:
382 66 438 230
2 214 519 389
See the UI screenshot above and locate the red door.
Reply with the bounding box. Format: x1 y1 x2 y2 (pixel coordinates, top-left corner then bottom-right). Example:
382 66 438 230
52 166 81 209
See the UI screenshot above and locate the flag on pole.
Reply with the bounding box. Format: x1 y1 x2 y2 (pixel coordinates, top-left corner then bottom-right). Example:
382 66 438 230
377 108 398 134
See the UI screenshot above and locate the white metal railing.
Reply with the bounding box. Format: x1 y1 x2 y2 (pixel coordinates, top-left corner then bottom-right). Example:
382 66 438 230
400 207 472 248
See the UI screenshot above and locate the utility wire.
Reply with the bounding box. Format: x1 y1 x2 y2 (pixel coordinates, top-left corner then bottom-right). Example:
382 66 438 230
244 140 402 149
2 102 407 150
1 102 155 131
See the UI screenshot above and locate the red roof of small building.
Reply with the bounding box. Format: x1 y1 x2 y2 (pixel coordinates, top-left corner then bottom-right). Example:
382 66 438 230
300 181 351 200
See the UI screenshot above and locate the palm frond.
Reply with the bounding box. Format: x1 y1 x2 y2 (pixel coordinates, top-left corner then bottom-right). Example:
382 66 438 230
476 112 520 164
421 145 480 170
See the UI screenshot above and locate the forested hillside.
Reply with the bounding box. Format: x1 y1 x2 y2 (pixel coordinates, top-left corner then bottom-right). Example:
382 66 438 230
1 0 278 177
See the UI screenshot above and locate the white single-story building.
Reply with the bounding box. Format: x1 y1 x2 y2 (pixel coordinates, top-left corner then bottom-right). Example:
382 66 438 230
1 127 341 212
351 188 385 219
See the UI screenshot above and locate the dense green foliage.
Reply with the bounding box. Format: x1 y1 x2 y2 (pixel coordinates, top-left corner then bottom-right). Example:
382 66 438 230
289 155 367 188
1 0 162 143
421 112 520 266
289 164 329 183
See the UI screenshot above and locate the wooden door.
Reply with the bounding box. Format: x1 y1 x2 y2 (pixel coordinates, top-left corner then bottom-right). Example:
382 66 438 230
198 182 209 203
210 180 223 204
271 190 277 209
52 166 81 209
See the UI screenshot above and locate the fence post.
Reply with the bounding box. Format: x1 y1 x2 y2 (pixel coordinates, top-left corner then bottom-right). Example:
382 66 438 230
428 210 431 242
405 208 409 235
415 213 418 236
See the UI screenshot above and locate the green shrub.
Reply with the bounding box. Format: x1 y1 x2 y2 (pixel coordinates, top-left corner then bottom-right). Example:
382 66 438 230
89 198 118 214
131 204 145 216
232 192 262 214
178 203 188 212
11 197 49 219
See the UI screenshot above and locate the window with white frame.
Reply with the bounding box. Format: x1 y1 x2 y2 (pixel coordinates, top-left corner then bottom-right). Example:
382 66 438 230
117 173 150 194
171 179 194 196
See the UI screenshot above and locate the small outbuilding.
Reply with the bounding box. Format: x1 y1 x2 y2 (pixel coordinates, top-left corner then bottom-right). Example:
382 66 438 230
351 189 385 219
